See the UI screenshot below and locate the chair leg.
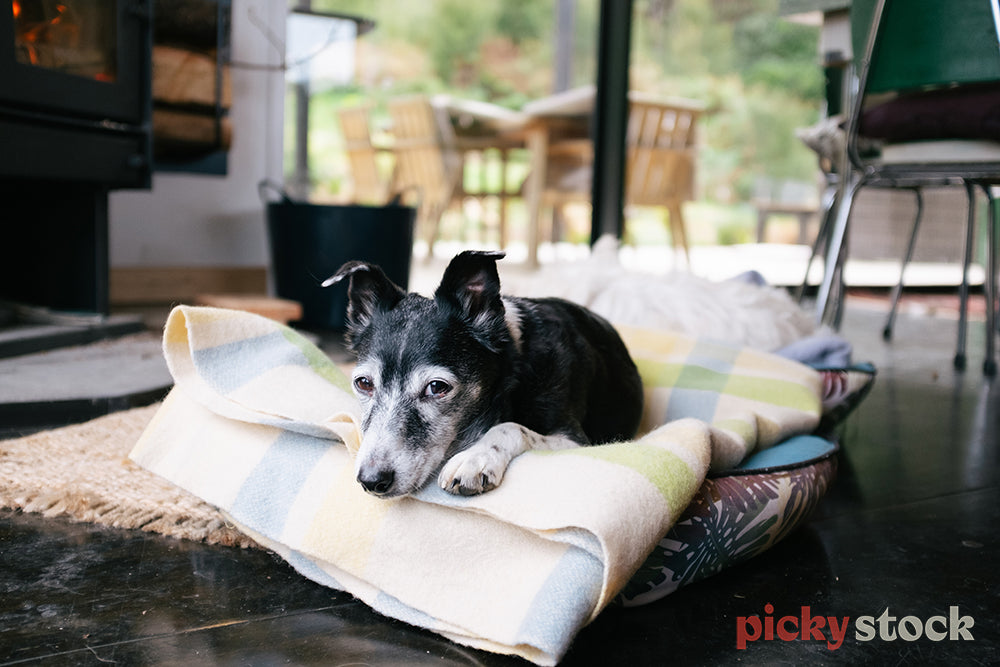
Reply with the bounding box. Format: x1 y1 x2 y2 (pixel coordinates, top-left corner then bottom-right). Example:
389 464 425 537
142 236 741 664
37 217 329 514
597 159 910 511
797 182 838 303
883 187 924 341
816 173 862 328
551 204 566 243
984 190 998 376
954 182 978 371
755 209 768 244
498 149 509 249
667 201 691 269
832 253 848 330
423 202 446 263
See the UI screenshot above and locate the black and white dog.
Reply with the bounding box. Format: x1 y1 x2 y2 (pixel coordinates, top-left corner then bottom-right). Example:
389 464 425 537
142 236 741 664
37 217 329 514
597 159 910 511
325 250 643 498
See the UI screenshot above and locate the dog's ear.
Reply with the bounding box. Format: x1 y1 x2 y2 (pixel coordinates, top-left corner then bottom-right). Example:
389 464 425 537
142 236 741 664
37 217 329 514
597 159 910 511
435 250 507 351
324 261 406 342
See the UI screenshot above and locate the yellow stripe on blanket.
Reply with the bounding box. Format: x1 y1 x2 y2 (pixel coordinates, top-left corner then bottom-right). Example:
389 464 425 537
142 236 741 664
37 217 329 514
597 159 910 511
131 306 822 666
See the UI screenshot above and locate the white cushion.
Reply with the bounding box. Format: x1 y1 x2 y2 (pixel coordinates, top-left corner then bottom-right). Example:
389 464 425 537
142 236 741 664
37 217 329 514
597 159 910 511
881 140 1000 164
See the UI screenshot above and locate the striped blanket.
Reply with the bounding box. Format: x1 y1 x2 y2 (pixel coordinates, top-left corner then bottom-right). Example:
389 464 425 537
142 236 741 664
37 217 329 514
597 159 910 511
131 306 822 665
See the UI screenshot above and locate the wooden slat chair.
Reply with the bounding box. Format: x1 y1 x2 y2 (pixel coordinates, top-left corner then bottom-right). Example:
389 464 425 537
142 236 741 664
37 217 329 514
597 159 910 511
541 93 704 263
335 104 389 205
387 96 465 258
624 95 703 264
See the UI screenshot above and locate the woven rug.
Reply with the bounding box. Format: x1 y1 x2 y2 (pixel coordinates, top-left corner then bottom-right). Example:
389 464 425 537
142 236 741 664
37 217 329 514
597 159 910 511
0 404 256 548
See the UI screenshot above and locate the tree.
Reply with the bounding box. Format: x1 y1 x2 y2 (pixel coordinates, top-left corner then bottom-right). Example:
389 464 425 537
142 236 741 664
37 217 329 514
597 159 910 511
496 0 549 45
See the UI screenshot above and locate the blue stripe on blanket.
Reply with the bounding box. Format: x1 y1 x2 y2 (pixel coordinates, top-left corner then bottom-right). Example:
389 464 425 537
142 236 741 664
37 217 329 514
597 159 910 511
192 331 309 394
286 550 343 591
229 431 328 536
515 547 603 655
413 481 474 507
374 591 442 630
687 339 741 374
663 388 719 424
662 340 738 424
550 527 605 561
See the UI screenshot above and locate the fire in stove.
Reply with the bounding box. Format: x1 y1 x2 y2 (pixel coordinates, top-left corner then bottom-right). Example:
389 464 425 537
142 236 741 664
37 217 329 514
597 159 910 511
12 0 116 82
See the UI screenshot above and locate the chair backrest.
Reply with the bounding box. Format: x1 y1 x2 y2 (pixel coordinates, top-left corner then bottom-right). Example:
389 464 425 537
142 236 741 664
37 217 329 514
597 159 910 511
846 0 1000 168
624 96 702 207
387 96 462 212
336 104 387 205
852 0 1000 94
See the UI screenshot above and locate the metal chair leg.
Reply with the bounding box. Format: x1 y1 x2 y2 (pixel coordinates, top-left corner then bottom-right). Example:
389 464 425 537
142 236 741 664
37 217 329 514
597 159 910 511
828 239 850 331
831 231 849 331
984 191 998 376
883 187 924 341
816 173 862 329
954 182 978 371
797 181 838 303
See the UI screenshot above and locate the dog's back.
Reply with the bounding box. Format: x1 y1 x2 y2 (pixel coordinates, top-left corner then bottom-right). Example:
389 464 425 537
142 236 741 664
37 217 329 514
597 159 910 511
503 296 642 445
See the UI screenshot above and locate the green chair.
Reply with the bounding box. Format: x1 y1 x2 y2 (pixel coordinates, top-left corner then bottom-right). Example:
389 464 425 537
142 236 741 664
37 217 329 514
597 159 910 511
813 0 1000 374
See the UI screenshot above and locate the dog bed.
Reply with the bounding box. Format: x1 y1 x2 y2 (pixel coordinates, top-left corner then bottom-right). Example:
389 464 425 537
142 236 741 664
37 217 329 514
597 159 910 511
130 306 872 666
620 434 838 605
618 362 873 605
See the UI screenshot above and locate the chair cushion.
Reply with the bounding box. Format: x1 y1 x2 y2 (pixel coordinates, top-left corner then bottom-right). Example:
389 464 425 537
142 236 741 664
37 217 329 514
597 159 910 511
880 140 1000 164
860 82 1000 143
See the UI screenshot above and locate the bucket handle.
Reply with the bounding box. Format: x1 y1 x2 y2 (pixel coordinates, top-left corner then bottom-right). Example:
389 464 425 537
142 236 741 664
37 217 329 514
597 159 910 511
258 179 294 205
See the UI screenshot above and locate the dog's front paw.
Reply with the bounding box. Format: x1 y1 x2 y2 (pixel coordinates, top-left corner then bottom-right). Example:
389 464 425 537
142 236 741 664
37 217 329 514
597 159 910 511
438 446 506 496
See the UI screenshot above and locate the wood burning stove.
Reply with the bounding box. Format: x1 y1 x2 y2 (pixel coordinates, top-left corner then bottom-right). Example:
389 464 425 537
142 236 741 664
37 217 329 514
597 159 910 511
0 1 152 314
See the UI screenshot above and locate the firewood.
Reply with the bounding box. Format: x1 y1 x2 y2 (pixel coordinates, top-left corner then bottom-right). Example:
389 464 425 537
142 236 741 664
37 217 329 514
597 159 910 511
153 108 232 158
153 45 231 109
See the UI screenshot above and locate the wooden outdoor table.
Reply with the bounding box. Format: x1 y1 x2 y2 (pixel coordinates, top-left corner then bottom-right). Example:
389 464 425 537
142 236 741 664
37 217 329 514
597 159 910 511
434 90 594 266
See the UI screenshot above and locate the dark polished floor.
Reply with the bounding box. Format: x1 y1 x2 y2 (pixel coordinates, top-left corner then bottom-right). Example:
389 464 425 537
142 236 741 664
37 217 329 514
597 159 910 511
2 299 998 666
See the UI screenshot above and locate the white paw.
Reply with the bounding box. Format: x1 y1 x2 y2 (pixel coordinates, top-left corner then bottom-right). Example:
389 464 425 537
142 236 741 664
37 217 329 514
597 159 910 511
438 445 507 496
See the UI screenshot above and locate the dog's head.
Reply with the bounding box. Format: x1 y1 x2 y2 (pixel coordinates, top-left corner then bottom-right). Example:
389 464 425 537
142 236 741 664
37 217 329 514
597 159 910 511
325 250 511 497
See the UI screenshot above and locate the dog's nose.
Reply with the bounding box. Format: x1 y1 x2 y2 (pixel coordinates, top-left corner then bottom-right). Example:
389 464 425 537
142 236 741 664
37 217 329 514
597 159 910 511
358 468 395 495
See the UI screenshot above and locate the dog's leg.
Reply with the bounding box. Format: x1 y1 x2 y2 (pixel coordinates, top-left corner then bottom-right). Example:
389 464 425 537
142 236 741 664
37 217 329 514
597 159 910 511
439 422 581 496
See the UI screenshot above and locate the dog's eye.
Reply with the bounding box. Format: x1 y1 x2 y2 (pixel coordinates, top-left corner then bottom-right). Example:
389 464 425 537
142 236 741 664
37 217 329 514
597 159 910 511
425 380 452 398
354 376 374 396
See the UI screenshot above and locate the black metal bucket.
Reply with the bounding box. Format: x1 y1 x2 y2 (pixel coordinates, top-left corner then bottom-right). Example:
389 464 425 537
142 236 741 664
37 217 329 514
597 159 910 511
262 183 416 329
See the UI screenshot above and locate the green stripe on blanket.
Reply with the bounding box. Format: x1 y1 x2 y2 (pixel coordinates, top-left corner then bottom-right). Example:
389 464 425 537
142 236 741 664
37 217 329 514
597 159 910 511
131 306 823 665
280 327 353 394
549 442 699 510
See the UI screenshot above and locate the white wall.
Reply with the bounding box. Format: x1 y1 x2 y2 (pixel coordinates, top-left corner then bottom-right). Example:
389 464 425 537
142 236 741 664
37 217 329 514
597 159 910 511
109 0 286 268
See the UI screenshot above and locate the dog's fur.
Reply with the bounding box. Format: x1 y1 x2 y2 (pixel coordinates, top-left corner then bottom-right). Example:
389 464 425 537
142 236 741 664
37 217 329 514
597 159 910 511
326 250 643 498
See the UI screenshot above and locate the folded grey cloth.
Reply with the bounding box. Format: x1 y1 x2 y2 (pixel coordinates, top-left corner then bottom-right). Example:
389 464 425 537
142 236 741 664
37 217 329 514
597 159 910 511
776 334 853 368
